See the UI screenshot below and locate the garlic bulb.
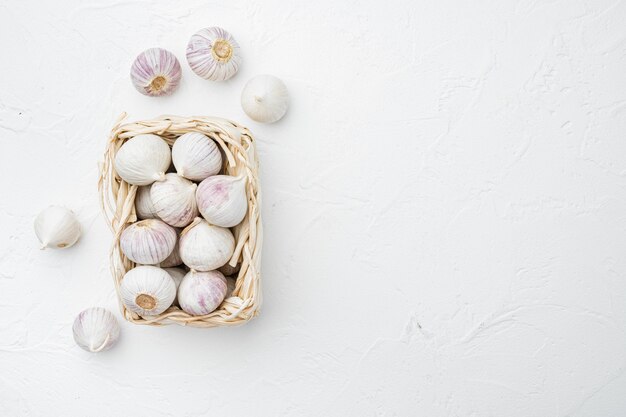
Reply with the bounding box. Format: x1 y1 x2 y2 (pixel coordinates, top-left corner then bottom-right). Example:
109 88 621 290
150 173 198 227
114 134 171 186
72 307 120 353
120 219 177 265
34 206 81 249
186 27 241 81
225 276 237 298
135 186 159 220
219 262 240 276
241 75 289 123
121 265 176 316
160 236 182 267
171 132 222 181
163 267 186 305
196 175 248 227
130 48 182 97
179 218 235 271
178 270 227 315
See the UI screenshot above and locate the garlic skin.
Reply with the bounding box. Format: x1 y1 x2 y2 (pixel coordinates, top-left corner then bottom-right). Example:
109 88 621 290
72 307 120 353
121 265 176 316
130 48 182 97
186 27 241 81
34 206 81 249
179 218 235 271
135 186 159 220
171 132 222 181
160 236 182 267
241 75 289 123
120 219 177 265
225 276 237 298
150 173 199 227
196 175 248 228
178 270 227 316
114 134 171 186
163 267 186 305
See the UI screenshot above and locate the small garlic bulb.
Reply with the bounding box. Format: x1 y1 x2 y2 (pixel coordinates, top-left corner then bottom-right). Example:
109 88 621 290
172 132 222 181
121 265 176 316
241 75 289 123
186 27 241 81
160 236 182 267
196 175 248 227
130 48 182 97
135 186 159 220
179 218 235 271
120 219 177 265
114 134 171 186
178 270 227 316
72 307 120 353
163 267 186 305
34 206 81 249
150 173 199 227
225 276 237 298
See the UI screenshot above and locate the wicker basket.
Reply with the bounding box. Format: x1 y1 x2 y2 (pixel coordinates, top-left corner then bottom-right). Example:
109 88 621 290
98 114 262 327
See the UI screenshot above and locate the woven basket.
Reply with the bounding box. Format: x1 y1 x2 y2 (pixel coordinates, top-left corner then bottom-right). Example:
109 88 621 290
98 114 262 327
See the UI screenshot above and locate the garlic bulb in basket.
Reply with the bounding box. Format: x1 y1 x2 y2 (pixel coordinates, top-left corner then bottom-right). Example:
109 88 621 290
178 270 227 315
160 236 182 267
114 134 171 186
34 206 81 249
171 132 222 181
73 307 120 353
121 265 176 316
196 175 248 227
163 267 185 305
130 48 182 97
120 219 177 265
186 27 241 81
135 186 159 220
150 173 198 227
179 218 235 271
241 75 289 123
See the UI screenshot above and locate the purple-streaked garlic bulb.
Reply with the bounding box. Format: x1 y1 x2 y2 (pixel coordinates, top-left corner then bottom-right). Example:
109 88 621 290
120 219 177 265
160 235 182 267
114 134 171 186
196 175 248 228
178 270 227 315
72 307 120 353
179 218 234 271
172 132 222 181
135 186 159 220
130 48 182 97
120 266 176 316
163 267 185 305
241 75 289 123
225 276 237 298
186 27 241 81
150 173 198 228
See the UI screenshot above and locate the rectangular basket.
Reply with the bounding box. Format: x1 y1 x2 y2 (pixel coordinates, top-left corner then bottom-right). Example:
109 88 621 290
98 114 262 327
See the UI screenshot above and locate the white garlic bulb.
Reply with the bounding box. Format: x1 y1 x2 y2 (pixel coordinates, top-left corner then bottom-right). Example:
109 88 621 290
171 132 222 181
150 173 198 227
225 276 237 298
120 219 177 265
179 218 235 271
241 75 289 123
121 265 176 316
160 236 182 267
163 267 186 305
186 27 241 81
34 206 81 249
178 270 227 316
114 134 171 186
130 48 182 97
135 186 159 220
72 307 120 353
196 175 248 228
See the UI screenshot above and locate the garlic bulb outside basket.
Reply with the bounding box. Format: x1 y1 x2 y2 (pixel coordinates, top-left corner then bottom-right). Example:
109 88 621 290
72 307 120 353
196 175 248 228
171 132 222 181
114 134 171 186
178 270 227 316
135 186 159 220
179 218 235 271
130 48 182 97
120 219 177 265
150 173 199 227
163 267 186 305
121 265 176 316
241 75 289 123
34 206 81 249
186 27 241 81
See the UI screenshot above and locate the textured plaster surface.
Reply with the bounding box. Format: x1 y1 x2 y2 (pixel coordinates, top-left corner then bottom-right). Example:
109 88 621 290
1 0 626 416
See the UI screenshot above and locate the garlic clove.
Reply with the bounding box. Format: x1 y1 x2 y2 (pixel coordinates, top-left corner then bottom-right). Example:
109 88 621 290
130 48 182 97
159 234 182 267
186 27 241 81
72 307 120 353
120 219 177 265
34 206 81 250
114 134 171 186
178 270 227 316
121 266 176 316
179 218 235 271
150 173 199 227
163 267 186 306
135 186 160 220
196 175 248 228
241 74 289 123
225 276 237 298
171 132 222 181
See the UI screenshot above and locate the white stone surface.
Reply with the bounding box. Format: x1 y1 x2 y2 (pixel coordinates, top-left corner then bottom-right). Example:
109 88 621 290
1 0 625 415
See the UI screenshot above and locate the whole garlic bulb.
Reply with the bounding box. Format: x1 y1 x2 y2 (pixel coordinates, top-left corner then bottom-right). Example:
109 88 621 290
135 186 159 220
186 27 241 81
163 267 185 305
172 132 222 181
120 219 177 265
130 48 182 97
114 134 171 186
150 173 199 227
160 236 182 267
241 75 289 123
34 206 81 249
72 307 120 353
121 265 176 316
179 218 235 271
178 270 227 315
196 175 248 227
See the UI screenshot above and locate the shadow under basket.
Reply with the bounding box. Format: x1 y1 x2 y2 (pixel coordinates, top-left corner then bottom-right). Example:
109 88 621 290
98 114 262 327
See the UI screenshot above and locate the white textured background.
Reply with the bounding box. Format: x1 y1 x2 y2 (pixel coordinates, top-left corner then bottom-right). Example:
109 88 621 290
1 0 625 415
